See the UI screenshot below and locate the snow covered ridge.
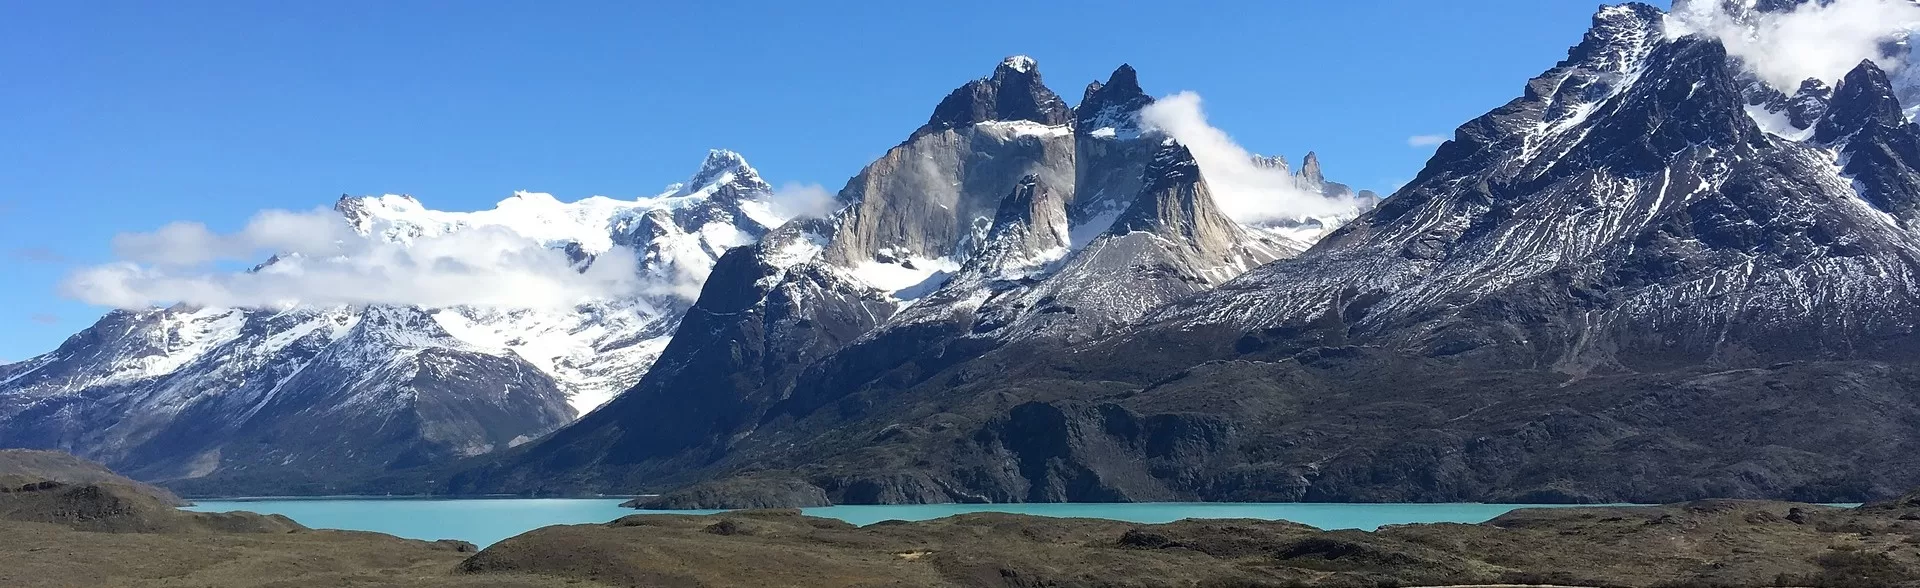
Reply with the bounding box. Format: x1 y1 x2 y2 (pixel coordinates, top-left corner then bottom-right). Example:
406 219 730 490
33 149 794 420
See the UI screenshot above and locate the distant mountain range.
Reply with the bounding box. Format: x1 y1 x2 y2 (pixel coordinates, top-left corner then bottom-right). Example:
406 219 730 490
12 0 1920 505
0 150 793 490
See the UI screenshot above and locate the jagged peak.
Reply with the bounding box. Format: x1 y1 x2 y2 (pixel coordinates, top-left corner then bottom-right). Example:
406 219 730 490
959 174 1071 281
1299 152 1326 187
1816 59 1904 143
919 56 1072 135
1076 64 1154 135
1106 141 1249 253
1563 3 1663 75
680 149 771 196
1252 154 1290 174
1140 141 1202 194
1000 55 1037 74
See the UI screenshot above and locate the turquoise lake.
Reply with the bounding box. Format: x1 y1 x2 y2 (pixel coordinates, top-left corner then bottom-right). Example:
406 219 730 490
183 499 1607 548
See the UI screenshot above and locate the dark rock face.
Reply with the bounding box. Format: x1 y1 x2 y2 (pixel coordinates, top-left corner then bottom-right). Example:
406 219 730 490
1070 65 1159 231
919 56 1071 136
825 57 1078 267
1074 64 1151 133
1822 61 1920 224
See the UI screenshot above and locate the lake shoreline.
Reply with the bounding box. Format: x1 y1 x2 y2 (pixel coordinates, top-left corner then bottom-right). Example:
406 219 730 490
182 498 1648 548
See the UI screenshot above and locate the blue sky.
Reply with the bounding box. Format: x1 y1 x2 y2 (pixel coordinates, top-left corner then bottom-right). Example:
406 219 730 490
0 1 1663 360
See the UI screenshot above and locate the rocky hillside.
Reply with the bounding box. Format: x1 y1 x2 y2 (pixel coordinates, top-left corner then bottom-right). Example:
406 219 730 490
0 449 181 505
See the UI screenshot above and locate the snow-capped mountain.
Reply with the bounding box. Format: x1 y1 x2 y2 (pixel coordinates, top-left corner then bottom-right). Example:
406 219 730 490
0 150 787 489
1174 1 1920 365
451 57 1375 495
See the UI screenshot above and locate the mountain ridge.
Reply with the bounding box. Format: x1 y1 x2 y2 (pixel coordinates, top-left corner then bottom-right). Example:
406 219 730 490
0 150 798 492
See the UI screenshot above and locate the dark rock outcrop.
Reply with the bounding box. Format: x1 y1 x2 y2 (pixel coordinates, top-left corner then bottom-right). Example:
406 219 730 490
919 55 1071 136
623 474 832 510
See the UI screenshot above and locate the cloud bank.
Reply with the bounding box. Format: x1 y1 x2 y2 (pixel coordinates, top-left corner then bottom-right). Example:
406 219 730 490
1407 134 1449 147
1138 92 1366 224
1668 0 1920 91
64 209 643 310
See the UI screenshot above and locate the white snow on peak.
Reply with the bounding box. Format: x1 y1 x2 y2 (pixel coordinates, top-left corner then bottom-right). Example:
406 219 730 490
348 190 640 255
70 149 789 417
974 120 1072 139
94 307 250 388
1002 55 1037 74
672 149 768 198
330 151 790 414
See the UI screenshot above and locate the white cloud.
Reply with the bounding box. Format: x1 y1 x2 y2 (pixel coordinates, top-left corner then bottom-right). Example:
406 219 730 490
1137 91 1367 224
1407 134 1449 147
64 209 643 310
767 182 840 220
1668 0 1920 91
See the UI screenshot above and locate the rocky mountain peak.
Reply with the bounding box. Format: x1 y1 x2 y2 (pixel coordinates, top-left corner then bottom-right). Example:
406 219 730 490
1076 64 1154 134
953 175 1073 282
999 55 1038 75
1298 152 1326 189
680 149 772 196
1563 3 1662 76
1783 79 1835 131
920 56 1072 135
1816 60 1906 144
1821 59 1920 222
1109 142 1243 252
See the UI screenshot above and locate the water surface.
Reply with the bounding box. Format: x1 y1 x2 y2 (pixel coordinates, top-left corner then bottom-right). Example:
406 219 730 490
184 498 1606 548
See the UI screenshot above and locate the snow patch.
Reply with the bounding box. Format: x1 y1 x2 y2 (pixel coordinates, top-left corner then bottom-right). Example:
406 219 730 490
849 252 962 301
1745 103 1816 142
975 120 1071 139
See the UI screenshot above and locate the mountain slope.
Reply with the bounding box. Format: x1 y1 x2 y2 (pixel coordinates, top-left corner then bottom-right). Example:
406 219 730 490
0 151 788 492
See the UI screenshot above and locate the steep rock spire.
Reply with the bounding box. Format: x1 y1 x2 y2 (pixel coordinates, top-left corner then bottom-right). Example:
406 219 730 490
1822 60 1920 222
1075 64 1153 134
1297 152 1326 190
961 175 1071 280
919 56 1072 136
1107 142 1257 263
